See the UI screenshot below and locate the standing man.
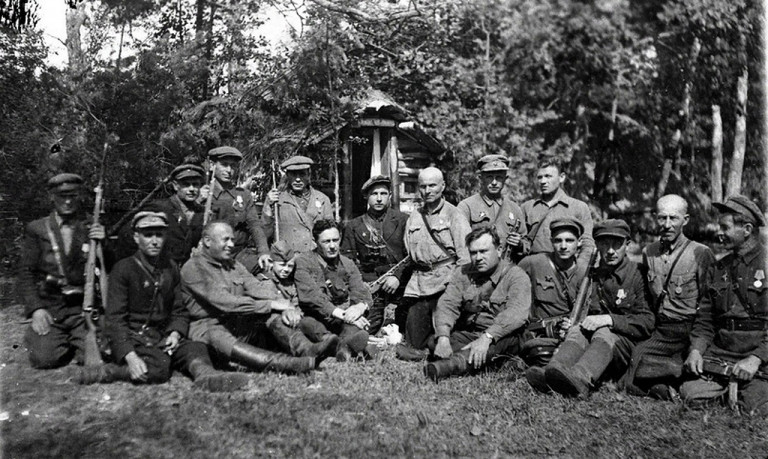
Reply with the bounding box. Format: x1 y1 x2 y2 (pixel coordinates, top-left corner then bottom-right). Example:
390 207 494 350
201 146 269 269
518 218 588 390
397 167 471 360
541 219 654 397
294 219 373 361
457 155 525 261
621 194 714 399
425 226 531 382
262 155 334 255
20 173 105 369
78 212 249 392
682 195 768 415
182 221 316 374
521 159 594 267
341 175 410 335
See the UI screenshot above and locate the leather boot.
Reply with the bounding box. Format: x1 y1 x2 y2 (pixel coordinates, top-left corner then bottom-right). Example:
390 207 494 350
573 339 613 384
269 320 339 363
424 350 469 383
525 366 550 393
545 362 590 398
188 358 250 392
549 338 586 367
230 342 315 374
76 363 130 385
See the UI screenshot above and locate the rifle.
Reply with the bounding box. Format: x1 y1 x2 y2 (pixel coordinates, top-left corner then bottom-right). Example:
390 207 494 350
702 357 768 382
366 256 411 295
82 142 109 367
501 218 522 260
203 162 217 225
271 160 280 241
567 249 600 327
107 174 171 237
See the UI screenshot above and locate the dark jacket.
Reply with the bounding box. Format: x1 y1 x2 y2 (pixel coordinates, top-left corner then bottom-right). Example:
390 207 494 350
341 207 410 283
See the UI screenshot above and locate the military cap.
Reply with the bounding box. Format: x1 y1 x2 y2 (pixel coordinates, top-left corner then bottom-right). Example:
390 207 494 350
270 240 295 262
132 211 168 230
477 154 510 172
594 219 631 239
713 195 766 227
281 155 314 171
47 173 83 193
208 146 243 161
170 163 205 181
550 217 584 238
361 175 391 194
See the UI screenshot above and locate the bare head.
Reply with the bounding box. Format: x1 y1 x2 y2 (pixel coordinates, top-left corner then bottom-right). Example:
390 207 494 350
202 221 236 261
655 194 689 244
418 167 445 205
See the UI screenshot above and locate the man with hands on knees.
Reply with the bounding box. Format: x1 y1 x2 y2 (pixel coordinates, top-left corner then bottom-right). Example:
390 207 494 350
424 226 531 382
681 195 768 415
78 212 249 392
21 173 107 369
295 219 373 361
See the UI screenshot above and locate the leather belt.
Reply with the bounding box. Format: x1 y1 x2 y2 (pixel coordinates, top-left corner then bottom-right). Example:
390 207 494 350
412 256 457 271
717 318 768 331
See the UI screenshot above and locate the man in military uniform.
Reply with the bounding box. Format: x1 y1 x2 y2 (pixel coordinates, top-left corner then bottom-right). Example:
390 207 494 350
518 217 588 390
621 194 714 399
457 155 525 261
78 212 249 391
201 146 269 270
540 219 654 397
341 175 410 335
681 195 768 415
294 219 373 361
181 221 316 374
262 155 334 255
521 159 594 267
424 226 531 382
20 173 105 369
397 167 471 361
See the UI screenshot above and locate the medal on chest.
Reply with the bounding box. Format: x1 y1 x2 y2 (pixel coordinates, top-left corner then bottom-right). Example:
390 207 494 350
616 289 626 305
233 195 245 211
315 199 322 209
479 211 487 220
755 269 765 288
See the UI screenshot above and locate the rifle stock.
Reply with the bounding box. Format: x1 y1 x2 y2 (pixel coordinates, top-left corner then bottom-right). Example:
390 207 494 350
366 256 411 295
203 163 217 225
271 160 280 241
702 357 768 381
568 249 599 326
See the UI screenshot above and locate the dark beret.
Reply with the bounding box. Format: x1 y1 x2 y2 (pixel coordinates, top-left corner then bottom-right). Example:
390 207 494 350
594 219 631 239
713 195 765 227
47 173 83 192
550 217 584 238
208 146 243 161
361 175 391 194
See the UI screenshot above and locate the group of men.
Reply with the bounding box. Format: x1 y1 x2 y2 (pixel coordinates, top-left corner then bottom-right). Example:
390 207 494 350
19 147 768 415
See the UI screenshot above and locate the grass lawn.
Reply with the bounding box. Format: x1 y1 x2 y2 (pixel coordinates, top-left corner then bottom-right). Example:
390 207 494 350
1 300 766 458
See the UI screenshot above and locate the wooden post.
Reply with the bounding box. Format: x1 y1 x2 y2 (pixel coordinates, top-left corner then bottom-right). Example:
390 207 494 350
726 66 749 198
389 133 400 210
371 128 382 176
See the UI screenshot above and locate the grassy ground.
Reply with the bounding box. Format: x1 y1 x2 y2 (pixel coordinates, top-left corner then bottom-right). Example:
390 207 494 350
1 300 766 458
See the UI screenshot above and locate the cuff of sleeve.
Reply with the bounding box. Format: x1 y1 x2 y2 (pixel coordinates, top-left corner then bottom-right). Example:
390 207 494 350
751 346 768 365
609 314 626 333
435 325 452 338
113 342 134 363
167 322 189 338
689 338 709 355
483 326 502 340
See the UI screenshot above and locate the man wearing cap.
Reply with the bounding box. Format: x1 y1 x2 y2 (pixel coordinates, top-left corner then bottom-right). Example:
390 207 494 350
341 175 410 335
201 146 269 266
181 221 316 374
20 173 106 369
457 155 525 261
77 212 249 391
536 219 654 397
518 217 588 389
295 219 373 361
397 167 471 361
621 194 714 399
424 226 531 382
521 159 595 268
262 155 334 255
116 163 205 264
681 195 768 415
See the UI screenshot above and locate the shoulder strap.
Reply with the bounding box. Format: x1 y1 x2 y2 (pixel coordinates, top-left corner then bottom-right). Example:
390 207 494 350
545 255 575 311
662 239 693 292
525 205 555 245
420 209 456 260
45 218 67 280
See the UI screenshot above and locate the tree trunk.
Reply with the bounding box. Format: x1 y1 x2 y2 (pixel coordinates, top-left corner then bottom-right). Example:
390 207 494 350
673 37 701 176
711 105 723 203
65 1 87 75
726 67 748 198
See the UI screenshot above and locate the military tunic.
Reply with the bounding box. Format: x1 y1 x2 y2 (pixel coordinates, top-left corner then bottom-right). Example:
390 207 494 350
209 180 268 257
457 193 525 259
262 187 334 254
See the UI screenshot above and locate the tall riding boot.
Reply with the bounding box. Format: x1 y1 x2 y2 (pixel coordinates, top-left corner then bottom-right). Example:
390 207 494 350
548 339 587 368
268 320 339 363
230 342 315 374
76 363 131 385
546 339 611 398
573 339 613 384
423 350 470 383
187 358 250 392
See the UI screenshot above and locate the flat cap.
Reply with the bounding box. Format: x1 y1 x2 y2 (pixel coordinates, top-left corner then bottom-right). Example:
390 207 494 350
477 154 510 172
47 173 83 192
132 211 168 230
594 219 631 239
361 175 391 194
208 146 243 161
170 163 205 181
270 240 295 262
713 195 766 227
281 155 314 171
550 217 584 238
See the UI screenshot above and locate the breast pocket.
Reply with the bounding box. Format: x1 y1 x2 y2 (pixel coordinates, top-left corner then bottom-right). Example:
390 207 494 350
468 210 491 228
429 220 455 252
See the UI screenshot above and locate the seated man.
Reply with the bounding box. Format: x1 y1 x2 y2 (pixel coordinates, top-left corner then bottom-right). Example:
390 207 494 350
78 212 248 392
518 218 588 389
20 173 105 369
682 195 768 416
294 219 373 361
424 226 531 382
181 221 315 374
541 219 654 397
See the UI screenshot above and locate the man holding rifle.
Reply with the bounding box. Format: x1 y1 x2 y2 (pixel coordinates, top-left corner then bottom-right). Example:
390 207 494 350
20 174 105 369
681 195 768 415
341 175 410 335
